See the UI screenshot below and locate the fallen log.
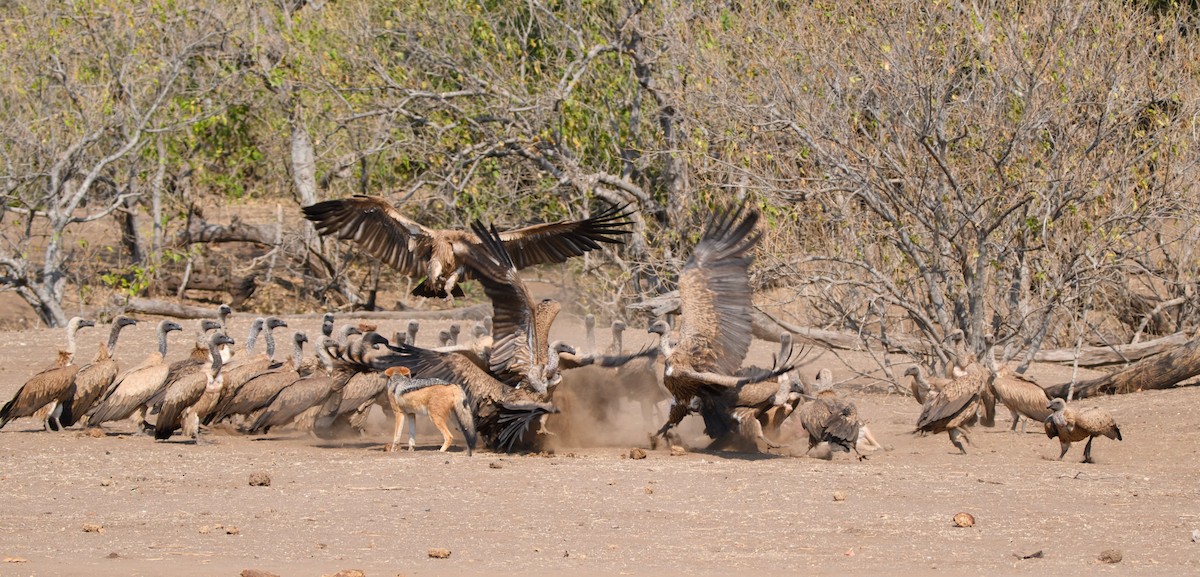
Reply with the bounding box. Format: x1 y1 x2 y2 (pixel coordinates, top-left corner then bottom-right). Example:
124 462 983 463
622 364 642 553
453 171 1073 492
1031 332 1189 366
116 297 225 319
1044 331 1200 400
175 217 277 246
115 296 490 321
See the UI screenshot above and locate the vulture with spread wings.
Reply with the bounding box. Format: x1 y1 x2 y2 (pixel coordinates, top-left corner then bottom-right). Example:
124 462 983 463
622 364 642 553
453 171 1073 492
302 195 633 299
648 202 794 447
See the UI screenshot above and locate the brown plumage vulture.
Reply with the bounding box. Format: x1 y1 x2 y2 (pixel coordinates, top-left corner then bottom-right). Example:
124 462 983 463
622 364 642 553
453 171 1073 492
302 195 632 299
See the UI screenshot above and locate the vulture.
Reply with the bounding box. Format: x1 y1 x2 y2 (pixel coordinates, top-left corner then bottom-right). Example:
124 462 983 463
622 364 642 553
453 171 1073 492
248 340 339 434
1044 398 1122 463
987 367 1052 433
87 320 185 429
646 203 792 448
902 365 945 405
200 317 288 426
0 316 96 431
154 332 235 441
302 194 633 299
209 331 307 425
151 319 225 412
60 316 139 428
914 356 995 454
584 314 596 355
312 332 392 437
795 389 862 457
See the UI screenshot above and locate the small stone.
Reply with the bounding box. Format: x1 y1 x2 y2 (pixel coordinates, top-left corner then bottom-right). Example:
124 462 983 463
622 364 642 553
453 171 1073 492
3 557 29 563
106 552 121 559
669 445 686 456
225 526 241 535
248 473 271 487
198 525 211 534
329 570 365 577
1098 549 1122 564
99 479 112 487
1192 529 1200 543
240 570 281 577
644 486 654 495
82 523 104 533
953 512 975 528
86 428 104 438
488 462 503 469
833 491 847 502
629 448 647 460
427 548 451 559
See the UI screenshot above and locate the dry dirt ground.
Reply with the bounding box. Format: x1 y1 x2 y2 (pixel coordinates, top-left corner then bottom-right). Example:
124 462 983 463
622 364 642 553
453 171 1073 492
2 312 1200 577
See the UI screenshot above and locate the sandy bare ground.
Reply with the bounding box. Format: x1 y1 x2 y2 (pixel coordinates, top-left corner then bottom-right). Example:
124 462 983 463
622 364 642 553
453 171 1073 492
2 313 1199 576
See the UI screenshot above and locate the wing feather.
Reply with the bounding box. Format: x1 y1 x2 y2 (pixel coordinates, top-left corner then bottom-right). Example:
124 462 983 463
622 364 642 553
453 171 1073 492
498 204 633 269
302 195 433 277
676 203 760 375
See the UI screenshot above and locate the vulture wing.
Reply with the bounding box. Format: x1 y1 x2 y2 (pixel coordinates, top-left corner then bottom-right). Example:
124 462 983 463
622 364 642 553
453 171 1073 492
302 195 434 277
676 203 761 375
497 203 633 269
463 221 539 387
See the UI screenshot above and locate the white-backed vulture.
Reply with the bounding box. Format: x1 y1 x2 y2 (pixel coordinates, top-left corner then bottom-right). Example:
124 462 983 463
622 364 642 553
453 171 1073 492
248 341 339 434
87 320 185 429
60 316 139 428
437 329 452 348
210 331 307 424
902 366 943 405
646 203 791 448
203 317 288 425
448 324 461 346
406 321 420 346
914 357 994 454
988 367 1052 433
311 332 392 437
154 333 235 441
302 195 632 299
606 320 626 356
584 314 596 355
0 317 96 431
152 319 224 411
1044 398 1122 463
795 390 862 457
456 220 563 393
189 317 266 430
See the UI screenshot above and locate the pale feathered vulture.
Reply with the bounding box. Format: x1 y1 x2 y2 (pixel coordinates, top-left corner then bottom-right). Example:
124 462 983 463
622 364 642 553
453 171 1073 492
60 316 138 427
87 320 184 429
914 357 995 454
646 202 792 447
302 195 632 299
0 316 95 431
154 332 235 441
1044 397 1122 463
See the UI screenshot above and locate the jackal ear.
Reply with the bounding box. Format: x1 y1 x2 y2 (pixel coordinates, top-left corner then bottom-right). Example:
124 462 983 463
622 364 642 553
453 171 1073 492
384 366 411 377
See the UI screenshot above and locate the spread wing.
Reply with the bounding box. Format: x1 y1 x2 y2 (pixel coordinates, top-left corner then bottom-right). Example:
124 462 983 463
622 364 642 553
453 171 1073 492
498 203 633 269
676 202 761 375
302 195 434 277
464 221 539 387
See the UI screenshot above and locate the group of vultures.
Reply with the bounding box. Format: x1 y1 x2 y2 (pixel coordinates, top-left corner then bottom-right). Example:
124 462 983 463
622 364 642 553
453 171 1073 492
0 198 1122 462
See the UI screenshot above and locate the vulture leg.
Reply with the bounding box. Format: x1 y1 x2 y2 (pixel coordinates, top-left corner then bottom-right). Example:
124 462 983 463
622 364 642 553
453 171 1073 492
1009 409 1021 432
948 428 968 454
44 401 62 432
1057 441 1071 461
1082 436 1096 464
442 270 461 303
651 401 690 449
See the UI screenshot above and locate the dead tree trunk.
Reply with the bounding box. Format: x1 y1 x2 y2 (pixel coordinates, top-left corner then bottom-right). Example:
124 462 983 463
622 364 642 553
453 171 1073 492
1044 333 1200 399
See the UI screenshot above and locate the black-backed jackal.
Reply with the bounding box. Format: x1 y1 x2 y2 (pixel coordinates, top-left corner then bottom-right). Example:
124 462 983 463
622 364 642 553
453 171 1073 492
383 366 477 455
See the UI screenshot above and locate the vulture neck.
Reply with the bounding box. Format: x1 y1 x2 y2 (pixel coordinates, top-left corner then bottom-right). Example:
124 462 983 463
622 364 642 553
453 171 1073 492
104 322 127 357
265 327 278 360
291 339 305 368
156 325 171 359
65 321 83 362
244 321 263 356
